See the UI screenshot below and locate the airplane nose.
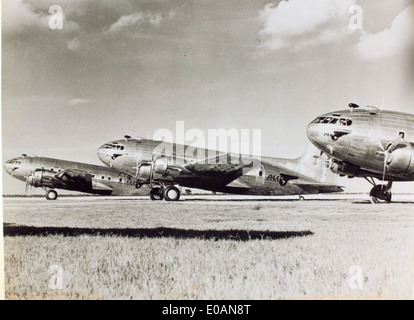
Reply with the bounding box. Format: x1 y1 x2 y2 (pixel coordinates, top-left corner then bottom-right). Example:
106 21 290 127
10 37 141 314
306 123 318 143
306 122 326 150
97 146 109 166
3 163 11 175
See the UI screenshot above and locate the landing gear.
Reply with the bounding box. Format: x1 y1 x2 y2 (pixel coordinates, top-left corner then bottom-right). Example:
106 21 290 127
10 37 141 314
150 187 164 201
365 178 393 204
149 185 181 201
298 195 305 201
46 190 58 201
163 186 180 201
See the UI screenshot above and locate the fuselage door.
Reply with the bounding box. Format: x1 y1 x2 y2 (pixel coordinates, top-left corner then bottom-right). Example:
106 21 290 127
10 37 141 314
255 164 266 185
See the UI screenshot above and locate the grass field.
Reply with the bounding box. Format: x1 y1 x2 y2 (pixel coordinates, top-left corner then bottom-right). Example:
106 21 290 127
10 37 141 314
2 195 414 299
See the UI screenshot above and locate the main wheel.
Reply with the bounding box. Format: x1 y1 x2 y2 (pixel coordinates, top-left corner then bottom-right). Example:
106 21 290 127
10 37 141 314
163 186 180 201
46 190 58 201
369 186 392 204
150 187 164 201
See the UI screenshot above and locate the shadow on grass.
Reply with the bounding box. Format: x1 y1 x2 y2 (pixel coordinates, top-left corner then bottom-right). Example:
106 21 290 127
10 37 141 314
3 224 313 241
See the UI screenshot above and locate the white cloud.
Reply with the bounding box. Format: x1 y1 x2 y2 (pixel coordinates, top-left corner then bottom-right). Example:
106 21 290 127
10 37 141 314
69 98 90 106
106 11 175 34
2 0 79 35
258 0 356 52
107 12 145 33
67 38 81 51
356 5 414 60
3 0 48 32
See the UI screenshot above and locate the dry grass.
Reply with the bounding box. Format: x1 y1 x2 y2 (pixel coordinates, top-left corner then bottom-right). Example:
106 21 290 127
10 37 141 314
3 196 414 299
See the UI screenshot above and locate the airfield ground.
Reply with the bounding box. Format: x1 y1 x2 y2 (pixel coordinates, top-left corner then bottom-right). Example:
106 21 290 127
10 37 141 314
2 194 414 300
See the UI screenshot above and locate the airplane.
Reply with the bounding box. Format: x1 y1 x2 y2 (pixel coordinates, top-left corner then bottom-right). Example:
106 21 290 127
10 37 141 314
306 103 414 203
96 135 343 201
3 155 149 200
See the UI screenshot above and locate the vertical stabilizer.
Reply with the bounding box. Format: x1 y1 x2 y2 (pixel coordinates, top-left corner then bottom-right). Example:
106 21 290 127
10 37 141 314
293 144 338 185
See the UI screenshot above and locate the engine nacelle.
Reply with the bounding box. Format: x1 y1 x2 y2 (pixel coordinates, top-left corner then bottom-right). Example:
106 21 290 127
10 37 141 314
137 163 152 182
27 169 56 187
329 161 359 177
153 156 169 176
387 146 414 174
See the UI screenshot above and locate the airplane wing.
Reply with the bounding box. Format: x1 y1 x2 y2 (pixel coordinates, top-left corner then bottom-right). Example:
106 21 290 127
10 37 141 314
52 169 114 191
180 153 259 185
291 182 344 193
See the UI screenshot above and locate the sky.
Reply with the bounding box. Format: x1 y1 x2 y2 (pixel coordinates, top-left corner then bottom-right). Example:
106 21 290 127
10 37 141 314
2 0 414 194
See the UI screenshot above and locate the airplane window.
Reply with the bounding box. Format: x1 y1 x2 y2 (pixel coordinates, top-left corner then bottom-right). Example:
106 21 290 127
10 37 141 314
108 177 111 180
121 146 124 150
322 117 333 124
92 175 95 178
119 178 122 182
330 118 338 124
314 117 325 123
102 176 105 179
338 118 352 126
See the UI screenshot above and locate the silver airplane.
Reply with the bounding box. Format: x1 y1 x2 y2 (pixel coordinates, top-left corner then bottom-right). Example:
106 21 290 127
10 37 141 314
307 103 414 203
3 155 149 200
97 136 343 201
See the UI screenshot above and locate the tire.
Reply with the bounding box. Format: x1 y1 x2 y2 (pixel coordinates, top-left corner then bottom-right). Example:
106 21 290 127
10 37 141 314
46 190 58 200
369 186 392 204
299 196 305 201
163 186 180 201
150 187 163 201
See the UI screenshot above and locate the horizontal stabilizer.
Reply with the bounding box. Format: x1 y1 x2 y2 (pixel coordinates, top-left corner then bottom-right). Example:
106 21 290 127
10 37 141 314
225 179 250 189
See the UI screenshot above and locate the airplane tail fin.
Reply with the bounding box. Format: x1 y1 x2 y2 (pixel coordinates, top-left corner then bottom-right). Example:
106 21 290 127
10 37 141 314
292 144 339 185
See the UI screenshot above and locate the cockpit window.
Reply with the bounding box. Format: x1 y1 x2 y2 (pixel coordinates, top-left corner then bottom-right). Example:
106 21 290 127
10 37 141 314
6 159 21 165
313 116 352 126
102 144 125 150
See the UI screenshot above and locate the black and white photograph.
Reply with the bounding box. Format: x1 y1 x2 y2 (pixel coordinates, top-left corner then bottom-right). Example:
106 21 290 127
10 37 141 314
1 0 414 303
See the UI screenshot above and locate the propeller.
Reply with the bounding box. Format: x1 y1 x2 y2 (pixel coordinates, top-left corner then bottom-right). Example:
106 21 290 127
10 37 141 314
376 134 406 182
24 171 35 195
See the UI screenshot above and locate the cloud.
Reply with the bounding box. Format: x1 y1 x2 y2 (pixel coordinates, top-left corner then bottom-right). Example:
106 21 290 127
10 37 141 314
2 0 49 32
105 10 176 34
69 98 90 106
67 38 81 51
2 0 79 35
356 4 414 60
258 0 356 52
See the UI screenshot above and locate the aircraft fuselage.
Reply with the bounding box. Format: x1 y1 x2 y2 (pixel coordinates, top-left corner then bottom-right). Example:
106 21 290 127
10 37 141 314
3 156 146 197
307 107 414 181
97 138 342 197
